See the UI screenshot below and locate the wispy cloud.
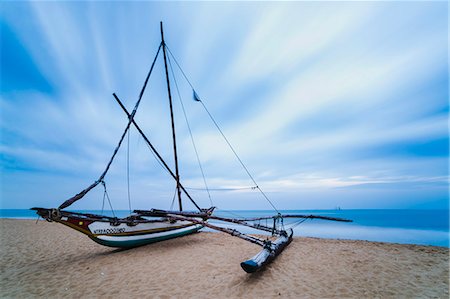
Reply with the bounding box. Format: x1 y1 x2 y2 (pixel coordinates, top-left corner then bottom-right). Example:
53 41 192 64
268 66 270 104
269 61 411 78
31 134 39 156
0 1 447 209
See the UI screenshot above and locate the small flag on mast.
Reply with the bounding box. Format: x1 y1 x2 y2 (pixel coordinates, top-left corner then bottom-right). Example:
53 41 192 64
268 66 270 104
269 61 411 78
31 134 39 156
193 90 201 102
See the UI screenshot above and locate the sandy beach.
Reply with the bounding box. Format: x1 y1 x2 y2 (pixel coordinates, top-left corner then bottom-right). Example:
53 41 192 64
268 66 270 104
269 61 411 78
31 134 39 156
1 219 448 298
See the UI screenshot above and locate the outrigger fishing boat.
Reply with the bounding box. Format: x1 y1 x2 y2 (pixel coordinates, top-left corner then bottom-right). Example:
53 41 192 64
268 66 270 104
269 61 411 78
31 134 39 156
32 22 351 273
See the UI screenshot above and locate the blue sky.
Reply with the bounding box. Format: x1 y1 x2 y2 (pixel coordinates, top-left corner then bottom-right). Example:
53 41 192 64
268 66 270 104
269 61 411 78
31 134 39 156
0 1 448 211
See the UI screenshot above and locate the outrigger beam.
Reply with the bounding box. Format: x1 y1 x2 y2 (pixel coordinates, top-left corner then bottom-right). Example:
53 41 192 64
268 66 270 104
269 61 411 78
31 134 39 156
137 211 266 247
239 214 352 223
136 209 285 235
134 209 352 273
135 209 294 273
207 215 284 235
167 213 293 273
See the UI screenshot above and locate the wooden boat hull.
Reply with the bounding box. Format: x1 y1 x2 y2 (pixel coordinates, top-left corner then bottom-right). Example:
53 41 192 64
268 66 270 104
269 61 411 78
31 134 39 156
33 208 203 248
88 223 203 248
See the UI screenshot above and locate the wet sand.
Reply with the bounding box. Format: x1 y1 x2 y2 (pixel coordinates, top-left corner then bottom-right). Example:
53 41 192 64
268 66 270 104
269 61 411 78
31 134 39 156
1 219 448 298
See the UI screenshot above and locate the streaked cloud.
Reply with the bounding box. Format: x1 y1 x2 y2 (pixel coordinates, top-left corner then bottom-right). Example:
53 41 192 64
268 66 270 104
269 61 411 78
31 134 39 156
0 1 447 210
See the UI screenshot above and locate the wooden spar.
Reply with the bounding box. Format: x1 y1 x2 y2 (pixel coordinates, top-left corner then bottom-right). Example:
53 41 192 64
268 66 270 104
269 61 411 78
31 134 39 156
112 94 202 212
135 209 264 246
206 215 283 235
282 214 352 222
58 45 162 210
32 207 171 224
241 229 293 273
160 214 266 247
134 209 352 225
237 214 353 223
134 209 283 235
160 21 183 211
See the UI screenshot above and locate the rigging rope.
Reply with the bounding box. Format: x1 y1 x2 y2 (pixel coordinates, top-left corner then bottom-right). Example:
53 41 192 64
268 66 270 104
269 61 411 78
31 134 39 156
169 187 177 211
197 101 279 213
166 46 279 213
166 46 195 90
135 123 188 211
167 54 213 207
145 142 169 173
101 181 116 217
101 186 106 214
287 217 310 229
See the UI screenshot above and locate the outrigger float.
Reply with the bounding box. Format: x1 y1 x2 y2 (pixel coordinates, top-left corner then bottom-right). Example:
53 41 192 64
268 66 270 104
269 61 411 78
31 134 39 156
32 22 351 273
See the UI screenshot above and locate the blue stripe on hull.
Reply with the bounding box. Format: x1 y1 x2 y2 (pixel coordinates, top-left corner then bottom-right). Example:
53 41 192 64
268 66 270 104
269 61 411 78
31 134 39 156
89 226 202 248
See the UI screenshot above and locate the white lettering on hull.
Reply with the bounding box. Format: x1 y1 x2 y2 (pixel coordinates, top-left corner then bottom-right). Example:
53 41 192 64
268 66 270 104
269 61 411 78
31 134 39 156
93 228 126 234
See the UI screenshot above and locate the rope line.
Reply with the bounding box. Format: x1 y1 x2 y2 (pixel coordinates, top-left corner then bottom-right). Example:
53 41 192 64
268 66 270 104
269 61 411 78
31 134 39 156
166 45 278 213
167 53 213 207
101 181 116 217
145 141 168 173
169 187 177 211
101 186 106 214
167 54 210 195
134 130 167 173
287 217 310 229
199 101 279 213
166 46 195 90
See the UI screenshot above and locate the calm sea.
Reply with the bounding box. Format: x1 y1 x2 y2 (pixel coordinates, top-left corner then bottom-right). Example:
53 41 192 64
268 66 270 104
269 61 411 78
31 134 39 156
2 209 448 247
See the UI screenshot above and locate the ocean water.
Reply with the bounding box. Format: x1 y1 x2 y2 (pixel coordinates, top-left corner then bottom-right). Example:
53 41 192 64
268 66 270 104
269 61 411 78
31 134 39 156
2 209 448 247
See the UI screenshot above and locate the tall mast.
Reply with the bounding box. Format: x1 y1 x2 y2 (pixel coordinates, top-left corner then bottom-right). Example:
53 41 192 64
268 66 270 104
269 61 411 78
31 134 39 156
160 21 183 211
